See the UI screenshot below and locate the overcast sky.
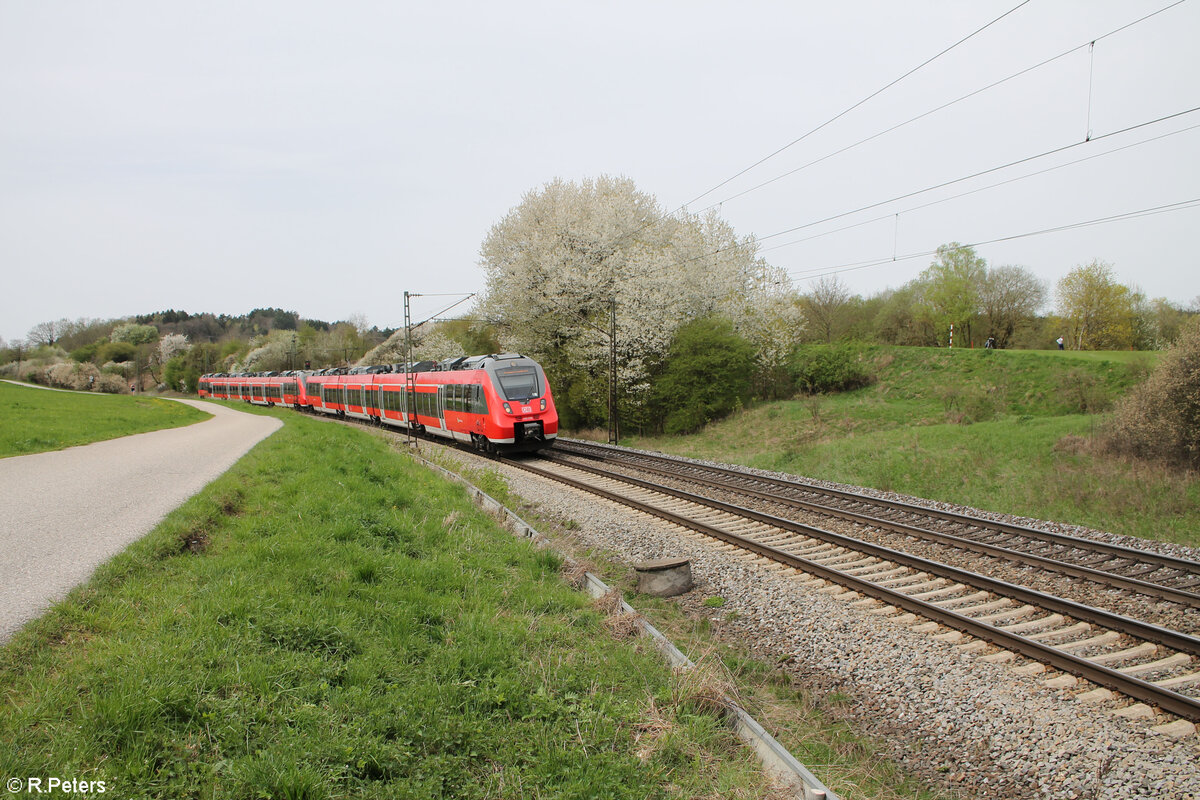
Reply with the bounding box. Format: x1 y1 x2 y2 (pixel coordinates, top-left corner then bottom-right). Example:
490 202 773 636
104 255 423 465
2 0 1197 343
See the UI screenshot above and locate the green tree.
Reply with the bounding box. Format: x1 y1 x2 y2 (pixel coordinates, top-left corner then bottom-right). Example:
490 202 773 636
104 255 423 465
164 343 218 393
918 243 987 346
649 317 756 435
874 285 935 346
97 341 137 363
1056 260 1137 349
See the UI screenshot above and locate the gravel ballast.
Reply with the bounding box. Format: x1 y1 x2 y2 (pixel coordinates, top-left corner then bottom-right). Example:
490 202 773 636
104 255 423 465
431 442 1200 800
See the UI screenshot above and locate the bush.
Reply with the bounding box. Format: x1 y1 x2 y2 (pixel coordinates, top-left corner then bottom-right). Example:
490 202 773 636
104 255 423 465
42 361 102 391
791 345 874 394
1102 318 1200 469
649 316 756 435
1056 368 1110 414
95 374 128 393
97 341 136 363
70 342 102 363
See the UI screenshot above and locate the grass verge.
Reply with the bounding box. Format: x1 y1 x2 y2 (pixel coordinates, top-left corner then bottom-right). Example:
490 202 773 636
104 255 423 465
621 346 1198 548
420 448 954 800
0 406 785 799
0 381 210 457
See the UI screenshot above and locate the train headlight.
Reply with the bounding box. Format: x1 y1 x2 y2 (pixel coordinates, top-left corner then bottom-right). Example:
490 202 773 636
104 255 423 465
539 398 546 411
503 402 512 413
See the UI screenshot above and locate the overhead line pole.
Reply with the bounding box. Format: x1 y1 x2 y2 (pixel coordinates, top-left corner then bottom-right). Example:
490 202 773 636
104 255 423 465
404 291 419 448
608 298 618 445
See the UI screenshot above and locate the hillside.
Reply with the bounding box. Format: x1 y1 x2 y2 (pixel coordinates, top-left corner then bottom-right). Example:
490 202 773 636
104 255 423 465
622 346 1198 547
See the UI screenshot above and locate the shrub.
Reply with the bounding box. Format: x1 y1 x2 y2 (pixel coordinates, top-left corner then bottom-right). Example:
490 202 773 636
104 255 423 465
96 374 128 393
1102 318 1200 469
70 342 102 363
97 341 137 364
43 361 102 391
791 345 874 394
649 316 756 435
1056 368 1110 414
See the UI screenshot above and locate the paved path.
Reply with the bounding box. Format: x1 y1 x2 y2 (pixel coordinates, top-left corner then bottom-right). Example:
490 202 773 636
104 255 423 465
0 399 281 642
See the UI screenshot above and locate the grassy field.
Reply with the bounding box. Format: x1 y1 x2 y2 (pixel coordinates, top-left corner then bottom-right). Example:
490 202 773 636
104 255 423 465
1 404 813 799
0 381 210 457
622 346 1199 547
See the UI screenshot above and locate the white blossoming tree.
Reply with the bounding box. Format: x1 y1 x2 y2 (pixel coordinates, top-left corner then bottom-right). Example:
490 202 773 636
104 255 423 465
478 175 798 430
357 323 464 366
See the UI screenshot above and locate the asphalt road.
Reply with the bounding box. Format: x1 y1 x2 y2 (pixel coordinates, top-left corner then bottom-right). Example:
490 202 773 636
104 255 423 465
0 399 281 643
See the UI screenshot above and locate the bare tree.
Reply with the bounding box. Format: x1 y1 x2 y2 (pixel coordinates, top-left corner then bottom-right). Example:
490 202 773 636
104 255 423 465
26 320 61 347
801 275 852 343
979 265 1046 347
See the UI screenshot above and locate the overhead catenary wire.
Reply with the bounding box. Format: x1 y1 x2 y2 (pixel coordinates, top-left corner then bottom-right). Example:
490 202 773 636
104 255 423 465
785 197 1200 283
760 121 1200 255
675 0 1034 211
615 102 1200 287
604 1 1034 250
696 0 1188 216
754 105 1200 247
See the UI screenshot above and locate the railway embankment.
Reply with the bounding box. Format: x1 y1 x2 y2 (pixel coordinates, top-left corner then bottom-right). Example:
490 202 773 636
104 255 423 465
621 345 1199 549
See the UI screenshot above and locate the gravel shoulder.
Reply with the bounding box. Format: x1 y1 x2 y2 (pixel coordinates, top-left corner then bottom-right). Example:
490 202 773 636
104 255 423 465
0 400 280 643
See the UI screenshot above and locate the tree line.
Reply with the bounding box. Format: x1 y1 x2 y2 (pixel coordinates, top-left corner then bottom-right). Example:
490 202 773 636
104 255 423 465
472 177 1194 435
2 176 1193 435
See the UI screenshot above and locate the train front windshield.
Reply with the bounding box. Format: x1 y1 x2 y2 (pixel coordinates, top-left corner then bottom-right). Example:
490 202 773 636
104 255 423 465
495 365 541 401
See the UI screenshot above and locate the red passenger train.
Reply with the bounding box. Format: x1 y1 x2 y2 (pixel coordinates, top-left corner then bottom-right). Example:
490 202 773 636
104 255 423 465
198 353 557 453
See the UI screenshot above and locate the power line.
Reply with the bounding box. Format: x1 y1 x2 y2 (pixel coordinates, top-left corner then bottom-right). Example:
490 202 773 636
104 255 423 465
753 105 1200 248
677 1 1033 211
696 0 1188 217
607 1 1033 249
760 121 1200 255
629 103 1200 282
702 45 1087 214
610 1 1192 280
412 294 475 329
785 197 1200 282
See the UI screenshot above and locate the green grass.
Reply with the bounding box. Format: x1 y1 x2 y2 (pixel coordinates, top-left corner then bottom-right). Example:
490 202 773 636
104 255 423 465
622 346 1199 548
0 381 210 457
0 406 780 799
524 510 954 800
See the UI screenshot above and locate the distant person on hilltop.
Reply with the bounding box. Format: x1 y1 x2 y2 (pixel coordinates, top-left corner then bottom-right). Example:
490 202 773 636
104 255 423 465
1056 337 1065 350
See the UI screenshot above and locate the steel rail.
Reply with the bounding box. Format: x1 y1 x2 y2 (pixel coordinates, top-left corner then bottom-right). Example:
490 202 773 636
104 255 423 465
556 439 1200 586
500 455 1200 722
543 449 1200 609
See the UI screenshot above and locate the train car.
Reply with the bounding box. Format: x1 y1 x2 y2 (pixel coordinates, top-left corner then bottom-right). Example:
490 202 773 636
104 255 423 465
200 353 557 453
199 372 288 406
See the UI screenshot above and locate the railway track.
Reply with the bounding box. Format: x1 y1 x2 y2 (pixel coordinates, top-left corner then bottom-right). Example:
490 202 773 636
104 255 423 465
550 440 1200 611
495 444 1200 727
